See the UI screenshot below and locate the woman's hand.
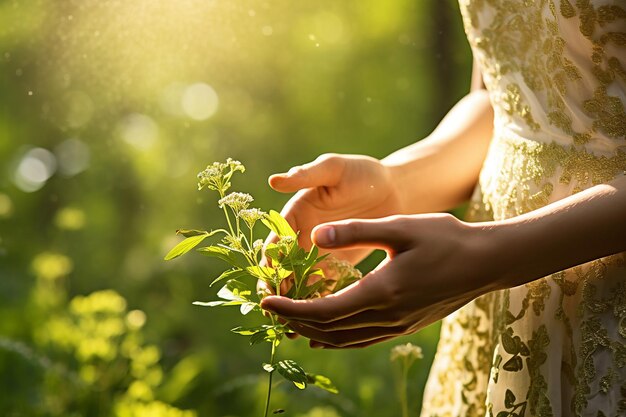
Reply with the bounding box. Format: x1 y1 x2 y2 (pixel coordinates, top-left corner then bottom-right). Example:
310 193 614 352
260 213 500 348
267 153 404 265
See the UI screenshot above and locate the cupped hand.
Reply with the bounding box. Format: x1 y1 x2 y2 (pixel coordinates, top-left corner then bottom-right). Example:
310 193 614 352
260 214 501 348
266 153 403 265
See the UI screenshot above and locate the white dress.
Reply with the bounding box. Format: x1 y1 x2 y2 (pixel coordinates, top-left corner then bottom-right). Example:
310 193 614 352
421 1 626 416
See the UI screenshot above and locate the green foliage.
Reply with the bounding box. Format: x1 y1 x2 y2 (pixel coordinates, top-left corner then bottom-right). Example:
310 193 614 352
164 233 211 260
0 0 470 415
4 262 196 417
166 160 362 415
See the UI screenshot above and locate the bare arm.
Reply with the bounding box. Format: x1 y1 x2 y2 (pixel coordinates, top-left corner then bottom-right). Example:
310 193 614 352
486 173 626 289
261 174 626 348
383 88 494 214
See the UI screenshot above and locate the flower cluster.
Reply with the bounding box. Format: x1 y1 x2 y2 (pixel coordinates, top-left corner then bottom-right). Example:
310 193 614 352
390 342 423 362
223 234 244 251
218 192 254 212
327 257 363 293
253 239 264 253
239 208 267 229
197 158 245 193
167 159 363 416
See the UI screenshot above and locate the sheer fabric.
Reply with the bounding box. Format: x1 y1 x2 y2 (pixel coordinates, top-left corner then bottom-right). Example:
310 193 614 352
421 1 626 416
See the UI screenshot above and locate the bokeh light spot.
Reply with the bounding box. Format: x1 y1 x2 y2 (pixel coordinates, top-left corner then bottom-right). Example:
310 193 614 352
13 147 57 192
55 206 86 230
313 12 344 44
126 309 147 330
55 138 91 177
181 83 219 121
118 114 159 151
261 25 273 36
31 252 73 281
0 193 13 218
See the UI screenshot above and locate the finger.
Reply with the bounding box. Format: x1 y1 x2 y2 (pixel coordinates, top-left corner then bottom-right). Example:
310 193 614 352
268 154 345 193
260 272 383 323
286 307 400 332
312 217 414 251
288 321 407 348
310 336 394 349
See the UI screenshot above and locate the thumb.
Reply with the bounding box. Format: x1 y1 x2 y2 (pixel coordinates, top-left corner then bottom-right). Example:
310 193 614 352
268 154 345 193
311 217 414 252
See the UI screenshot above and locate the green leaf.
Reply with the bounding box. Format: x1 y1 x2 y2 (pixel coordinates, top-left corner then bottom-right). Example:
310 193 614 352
231 325 272 336
276 359 307 390
164 234 210 260
248 327 285 346
306 245 319 265
197 246 248 268
297 279 326 299
192 300 242 307
217 279 253 302
496 412 509 417
240 302 257 315
209 269 250 287
264 243 283 263
262 210 296 238
333 273 359 293
246 265 291 280
250 330 271 346
193 280 259 312
306 373 339 394
176 229 209 237
505 389 516 408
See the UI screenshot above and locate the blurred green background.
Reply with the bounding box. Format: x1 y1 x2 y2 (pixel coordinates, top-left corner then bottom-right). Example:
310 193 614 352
0 0 472 415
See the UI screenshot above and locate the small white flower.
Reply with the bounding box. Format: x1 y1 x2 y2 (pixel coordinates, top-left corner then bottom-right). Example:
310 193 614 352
223 234 243 250
197 159 246 192
390 342 423 362
328 257 363 281
239 208 266 229
278 235 295 245
218 192 254 212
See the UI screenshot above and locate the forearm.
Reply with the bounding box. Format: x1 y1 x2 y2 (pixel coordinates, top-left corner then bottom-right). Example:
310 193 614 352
382 89 494 214
484 174 626 289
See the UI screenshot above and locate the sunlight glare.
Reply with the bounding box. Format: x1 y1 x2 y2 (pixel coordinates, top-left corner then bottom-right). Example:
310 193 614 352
55 138 91 177
119 114 159 151
13 148 57 193
181 83 219 121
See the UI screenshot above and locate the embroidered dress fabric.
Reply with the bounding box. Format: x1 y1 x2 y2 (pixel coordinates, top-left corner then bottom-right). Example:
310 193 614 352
420 1 626 417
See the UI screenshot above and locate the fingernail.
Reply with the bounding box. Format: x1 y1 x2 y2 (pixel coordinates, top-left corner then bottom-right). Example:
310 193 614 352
315 226 336 247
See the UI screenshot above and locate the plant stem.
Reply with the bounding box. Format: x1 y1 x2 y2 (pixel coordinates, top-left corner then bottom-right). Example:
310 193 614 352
218 190 237 237
222 206 236 237
400 359 409 417
263 315 279 417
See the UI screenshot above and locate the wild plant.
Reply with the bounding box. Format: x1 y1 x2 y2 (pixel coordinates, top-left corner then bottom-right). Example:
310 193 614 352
164 159 361 417
390 342 423 417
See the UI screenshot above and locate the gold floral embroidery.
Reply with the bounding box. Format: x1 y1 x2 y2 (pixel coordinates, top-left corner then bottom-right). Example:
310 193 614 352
462 0 626 143
583 86 626 139
476 132 626 219
422 3 626 417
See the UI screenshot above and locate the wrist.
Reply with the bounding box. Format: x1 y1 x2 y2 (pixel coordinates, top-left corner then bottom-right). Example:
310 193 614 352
466 220 530 292
380 159 410 214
